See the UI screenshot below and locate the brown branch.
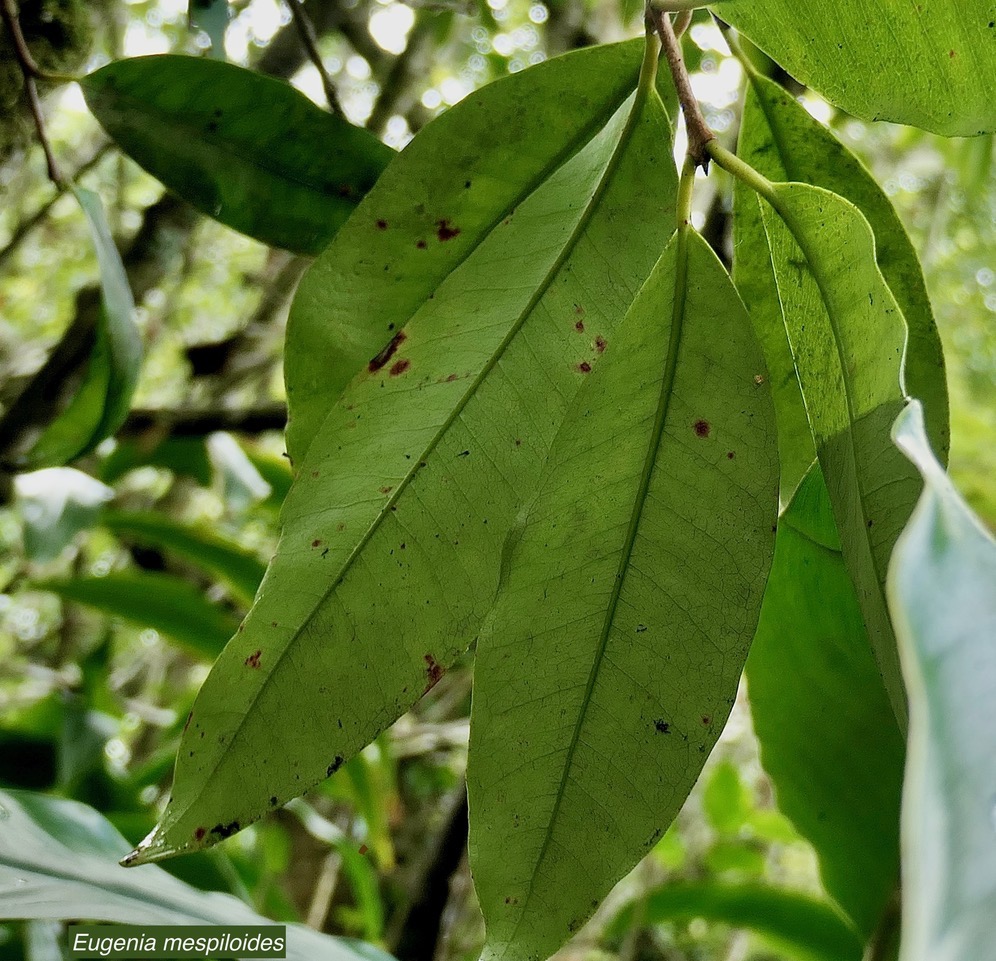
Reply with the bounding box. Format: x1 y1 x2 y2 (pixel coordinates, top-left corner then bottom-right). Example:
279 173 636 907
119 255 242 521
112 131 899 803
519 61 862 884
118 403 287 439
286 0 344 116
1 0 63 183
648 5 715 170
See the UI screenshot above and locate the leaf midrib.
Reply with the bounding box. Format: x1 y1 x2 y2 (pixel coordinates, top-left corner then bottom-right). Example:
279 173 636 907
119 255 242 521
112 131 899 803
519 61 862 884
507 225 692 941
156 82 659 851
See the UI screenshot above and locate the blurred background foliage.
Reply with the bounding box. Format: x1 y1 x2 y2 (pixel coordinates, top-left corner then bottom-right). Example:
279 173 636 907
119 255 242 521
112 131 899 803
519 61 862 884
0 2 992 960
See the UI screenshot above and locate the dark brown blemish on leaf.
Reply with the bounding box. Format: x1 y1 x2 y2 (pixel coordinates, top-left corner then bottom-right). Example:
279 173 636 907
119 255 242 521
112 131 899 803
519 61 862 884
574 319 585 332
376 219 388 230
245 650 261 669
701 715 711 726
194 827 206 841
577 361 592 373
416 239 427 249
327 755 344 777
359 844 369 855
436 219 460 241
312 538 322 547
727 451 735 460
390 358 411 376
184 711 193 733
337 184 354 198
693 419 710 438
949 49 956 57
368 331 407 373
595 336 607 353
654 719 670 734
867 519 874 528
424 653 444 692
270 796 278 807
210 821 240 839
464 180 472 189
380 486 393 495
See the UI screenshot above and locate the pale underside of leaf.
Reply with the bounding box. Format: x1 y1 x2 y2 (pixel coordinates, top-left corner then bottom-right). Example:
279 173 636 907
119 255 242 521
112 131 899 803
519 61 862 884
759 183 921 729
888 402 996 961
715 0 996 136
126 71 678 864
285 39 650 462
468 231 779 961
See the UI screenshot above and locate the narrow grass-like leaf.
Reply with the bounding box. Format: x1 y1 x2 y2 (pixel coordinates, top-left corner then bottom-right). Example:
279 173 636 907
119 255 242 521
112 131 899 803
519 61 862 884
748 178 921 729
608 881 862 961
888 401 996 961
82 56 393 254
468 231 778 961
747 464 905 937
125 44 678 866
286 39 652 460
0 789 395 961
101 511 265 607
25 188 140 469
36 574 238 660
715 0 996 136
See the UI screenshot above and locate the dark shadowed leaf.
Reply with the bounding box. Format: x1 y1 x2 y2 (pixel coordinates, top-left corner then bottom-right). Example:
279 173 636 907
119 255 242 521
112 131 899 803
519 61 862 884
82 56 393 254
25 188 140 469
468 231 778 961
888 401 996 961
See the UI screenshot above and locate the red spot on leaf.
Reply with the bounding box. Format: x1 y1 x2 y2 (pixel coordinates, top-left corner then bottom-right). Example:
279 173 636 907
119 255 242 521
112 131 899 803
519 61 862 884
574 319 585 332
368 331 407 373
436 219 460 241
380 486 394 495
359 844 369 855
245 650 261 669
390 358 411 376
595 336 607 353
577 361 592 373
312 539 322 547
693 419 711 438
183 711 193 733
195 827 206 841
423 653 444 693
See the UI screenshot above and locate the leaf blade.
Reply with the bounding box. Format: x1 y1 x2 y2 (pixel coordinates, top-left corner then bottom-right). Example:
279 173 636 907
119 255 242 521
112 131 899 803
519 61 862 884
467 231 779 961
127 50 679 865
888 401 996 961
82 56 393 254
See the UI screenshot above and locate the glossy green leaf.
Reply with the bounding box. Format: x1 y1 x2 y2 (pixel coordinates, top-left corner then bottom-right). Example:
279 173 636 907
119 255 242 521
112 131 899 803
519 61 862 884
36 574 238 660
100 437 213 487
82 56 393 254
888 401 996 961
0 789 395 961
25 188 140 469
286 38 653 461
747 463 905 937
715 0 996 136
749 177 921 730
126 43 678 866
101 511 265 607
609 882 862 961
467 230 778 961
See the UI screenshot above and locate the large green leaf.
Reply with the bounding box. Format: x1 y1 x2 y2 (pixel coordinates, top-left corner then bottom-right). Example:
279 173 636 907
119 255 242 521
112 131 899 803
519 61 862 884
82 56 393 255
608 881 862 961
733 73 951 935
125 42 679 866
734 73 948 500
101 511 266 607
467 230 778 961
747 464 905 937
25 188 141 469
715 0 996 136
286 39 655 461
744 176 921 730
0 789 393 961
887 402 996 961
36 574 238 660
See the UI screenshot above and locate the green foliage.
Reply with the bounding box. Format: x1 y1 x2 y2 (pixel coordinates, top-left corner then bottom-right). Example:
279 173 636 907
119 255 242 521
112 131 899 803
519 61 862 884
0 789 395 961
468 230 778 961
717 0 996 136
82 56 393 254
888 402 996 961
